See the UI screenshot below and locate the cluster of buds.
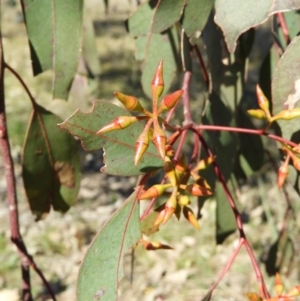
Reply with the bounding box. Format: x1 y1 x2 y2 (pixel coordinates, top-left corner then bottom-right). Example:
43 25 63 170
138 155 215 229
247 273 300 301
247 85 300 124
97 60 184 165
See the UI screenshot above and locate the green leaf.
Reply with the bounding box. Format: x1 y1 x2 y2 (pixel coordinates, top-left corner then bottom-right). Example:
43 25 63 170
82 9 101 77
77 190 141 301
127 0 156 37
272 35 300 141
215 0 300 53
152 0 185 33
140 29 179 99
182 0 214 38
59 100 163 176
23 0 83 99
264 232 294 276
215 181 237 244
22 105 81 220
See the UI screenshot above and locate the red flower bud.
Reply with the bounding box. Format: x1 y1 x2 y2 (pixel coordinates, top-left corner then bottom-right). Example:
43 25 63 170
151 60 164 107
186 183 212 196
114 92 145 112
183 206 200 230
140 239 173 251
277 157 290 189
138 183 172 200
158 89 184 113
134 120 152 165
97 116 138 134
256 85 271 119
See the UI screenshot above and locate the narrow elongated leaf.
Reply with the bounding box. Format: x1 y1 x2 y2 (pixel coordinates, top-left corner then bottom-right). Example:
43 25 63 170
215 0 300 53
215 181 237 244
182 0 214 38
59 101 163 176
23 0 83 99
82 10 101 77
22 105 81 220
77 191 141 301
152 0 185 33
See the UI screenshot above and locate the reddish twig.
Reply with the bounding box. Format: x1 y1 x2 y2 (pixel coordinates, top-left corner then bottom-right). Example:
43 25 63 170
193 44 210 92
0 33 56 301
197 132 270 299
277 13 291 45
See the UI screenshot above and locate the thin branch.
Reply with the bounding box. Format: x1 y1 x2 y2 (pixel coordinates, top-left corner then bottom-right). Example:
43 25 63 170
277 13 291 45
193 44 210 92
0 29 57 301
197 132 270 299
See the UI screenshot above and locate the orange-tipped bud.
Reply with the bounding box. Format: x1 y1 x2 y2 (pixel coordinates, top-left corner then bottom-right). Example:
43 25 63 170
97 116 138 134
287 285 300 297
271 108 300 122
277 158 289 189
175 155 186 183
134 121 152 165
152 121 166 160
186 183 212 196
196 177 211 190
247 109 268 120
162 190 178 224
138 183 172 200
291 154 300 171
178 195 191 207
140 239 173 251
193 156 215 172
158 89 184 113
167 130 181 145
114 92 145 112
153 208 166 227
151 60 164 106
246 292 262 301
256 85 271 119
183 206 200 230
164 156 177 187
275 273 284 296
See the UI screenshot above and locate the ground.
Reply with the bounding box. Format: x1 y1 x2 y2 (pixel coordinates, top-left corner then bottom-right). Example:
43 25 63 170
1 1 300 301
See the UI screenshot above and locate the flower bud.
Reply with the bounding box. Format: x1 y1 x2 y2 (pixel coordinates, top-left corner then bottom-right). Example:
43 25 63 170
256 85 271 119
140 239 173 250
164 156 177 187
275 273 284 296
277 159 289 189
271 108 300 122
193 156 215 172
287 285 300 297
178 195 190 206
165 144 175 157
152 120 166 160
183 206 200 230
138 183 172 200
175 155 186 183
186 183 212 196
114 92 144 112
97 116 138 134
158 89 184 113
247 109 267 120
246 292 262 301
153 208 166 227
134 120 152 165
151 60 164 107
162 189 178 224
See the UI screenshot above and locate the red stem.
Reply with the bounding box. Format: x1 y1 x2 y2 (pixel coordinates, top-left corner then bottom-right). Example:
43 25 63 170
193 45 210 92
0 35 56 301
197 133 270 299
277 13 291 45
